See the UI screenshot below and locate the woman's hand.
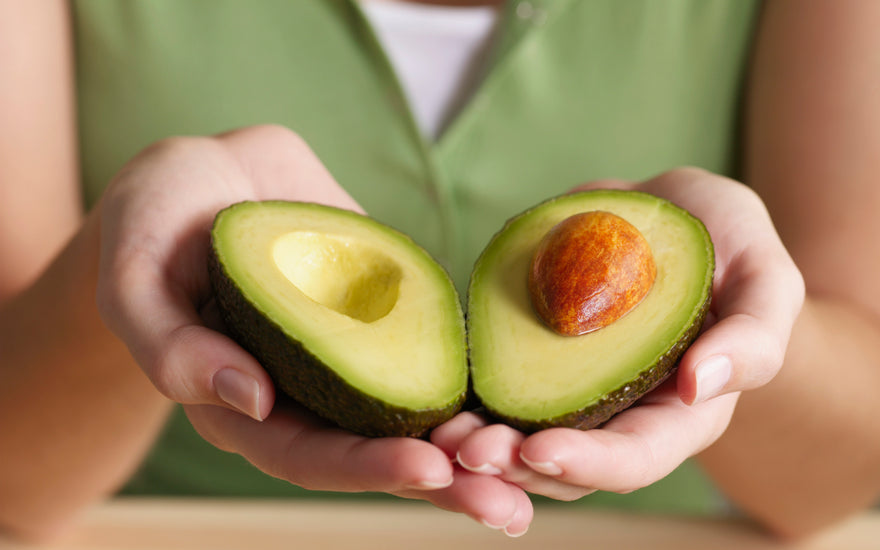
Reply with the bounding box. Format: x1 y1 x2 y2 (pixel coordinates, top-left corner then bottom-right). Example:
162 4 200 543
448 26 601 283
432 167 804 503
94 125 533 535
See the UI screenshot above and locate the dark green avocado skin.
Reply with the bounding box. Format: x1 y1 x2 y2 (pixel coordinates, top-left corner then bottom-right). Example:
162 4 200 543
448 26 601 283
207 247 466 438
479 290 712 434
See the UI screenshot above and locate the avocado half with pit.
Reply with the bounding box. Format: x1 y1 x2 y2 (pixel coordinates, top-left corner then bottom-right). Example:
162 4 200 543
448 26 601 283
208 201 468 437
467 190 714 433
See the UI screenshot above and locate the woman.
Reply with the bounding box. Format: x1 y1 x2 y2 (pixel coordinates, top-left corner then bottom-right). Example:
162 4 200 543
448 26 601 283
1 0 878 541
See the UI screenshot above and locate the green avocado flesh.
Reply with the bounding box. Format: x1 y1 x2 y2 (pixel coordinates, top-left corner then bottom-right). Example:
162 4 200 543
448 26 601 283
208 201 468 437
468 190 714 432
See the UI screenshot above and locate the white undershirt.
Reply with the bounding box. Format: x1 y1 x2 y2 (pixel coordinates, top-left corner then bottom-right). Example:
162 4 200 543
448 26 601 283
360 1 500 141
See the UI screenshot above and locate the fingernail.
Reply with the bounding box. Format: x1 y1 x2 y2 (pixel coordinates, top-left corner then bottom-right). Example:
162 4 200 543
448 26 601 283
504 525 529 538
214 368 263 421
520 453 563 476
692 355 732 405
405 477 454 490
481 518 510 531
456 452 503 475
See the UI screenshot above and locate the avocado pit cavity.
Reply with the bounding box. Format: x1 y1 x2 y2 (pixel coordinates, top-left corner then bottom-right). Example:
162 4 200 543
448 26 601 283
528 211 657 336
273 231 402 323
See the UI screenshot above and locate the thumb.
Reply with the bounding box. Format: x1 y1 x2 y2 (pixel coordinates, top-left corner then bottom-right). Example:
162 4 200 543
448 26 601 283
676 312 782 406
97 263 275 421
676 254 803 406
157 324 275 421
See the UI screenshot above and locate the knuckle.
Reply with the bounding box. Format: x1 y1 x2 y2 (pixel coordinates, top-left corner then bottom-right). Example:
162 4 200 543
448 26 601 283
788 263 807 306
481 422 517 440
275 427 346 492
133 135 211 168
557 488 595 501
93 276 120 330
148 348 181 400
651 166 712 186
746 325 787 389
185 406 235 453
147 326 200 402
671 165 711 179
627 433 662 492
761 340 787 385
94 257 153 337
251 123 303 142
229 123 308 150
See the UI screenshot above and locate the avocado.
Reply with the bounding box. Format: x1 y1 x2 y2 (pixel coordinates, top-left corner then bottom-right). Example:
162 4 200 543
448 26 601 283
467 190 714 432
208 201 468 437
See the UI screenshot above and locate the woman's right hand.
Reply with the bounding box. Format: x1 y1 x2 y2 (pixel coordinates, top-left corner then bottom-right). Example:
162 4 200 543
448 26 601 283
94 125 533 536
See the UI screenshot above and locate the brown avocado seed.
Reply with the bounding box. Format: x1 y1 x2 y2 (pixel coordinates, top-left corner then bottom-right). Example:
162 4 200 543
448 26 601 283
528 211 657 336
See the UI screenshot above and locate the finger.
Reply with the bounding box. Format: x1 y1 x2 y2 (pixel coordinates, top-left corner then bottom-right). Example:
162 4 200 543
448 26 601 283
503 488 534 538
98 258 275 420
454 423 595 501
397 468 533 537
678 238 804 405
216 125 365 213
429 411 492 458
189 402 534 536
519 390 739 494
184 402 455 493
678 313 783 406
456 423 522 476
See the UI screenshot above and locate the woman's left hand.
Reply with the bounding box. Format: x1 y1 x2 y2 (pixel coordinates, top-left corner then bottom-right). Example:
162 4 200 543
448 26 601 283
432 167 804 501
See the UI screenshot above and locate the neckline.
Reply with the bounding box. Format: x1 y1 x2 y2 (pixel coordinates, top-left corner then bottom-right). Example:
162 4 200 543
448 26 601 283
360 0 501 141
349 0 571 153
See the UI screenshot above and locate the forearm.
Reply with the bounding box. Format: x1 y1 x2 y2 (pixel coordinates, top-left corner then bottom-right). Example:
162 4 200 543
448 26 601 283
0 210 172 541
698 294 880 538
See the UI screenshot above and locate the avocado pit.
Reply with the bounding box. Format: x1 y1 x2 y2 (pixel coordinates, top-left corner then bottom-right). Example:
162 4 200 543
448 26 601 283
528 211 657 336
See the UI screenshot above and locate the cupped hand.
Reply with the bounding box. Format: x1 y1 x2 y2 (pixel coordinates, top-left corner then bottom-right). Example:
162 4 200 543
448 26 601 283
94 125 532 535
432 167 804 504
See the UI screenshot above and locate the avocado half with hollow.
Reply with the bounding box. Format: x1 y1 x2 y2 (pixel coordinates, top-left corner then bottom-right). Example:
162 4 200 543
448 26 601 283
467 190 714 432
208 201 468 437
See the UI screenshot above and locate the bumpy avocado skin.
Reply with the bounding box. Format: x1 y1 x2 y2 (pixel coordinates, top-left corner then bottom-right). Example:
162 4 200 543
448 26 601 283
481 290 712 434
207 246 466 438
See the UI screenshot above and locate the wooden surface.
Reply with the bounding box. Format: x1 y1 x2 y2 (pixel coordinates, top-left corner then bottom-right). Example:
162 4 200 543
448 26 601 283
1 498 877 550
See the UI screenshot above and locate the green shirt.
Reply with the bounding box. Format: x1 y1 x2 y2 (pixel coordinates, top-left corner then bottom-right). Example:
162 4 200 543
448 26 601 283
72 0 760 514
